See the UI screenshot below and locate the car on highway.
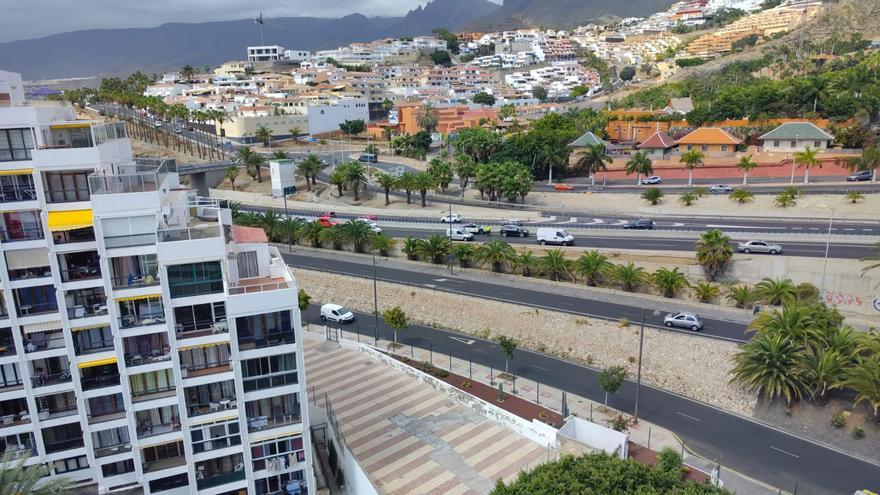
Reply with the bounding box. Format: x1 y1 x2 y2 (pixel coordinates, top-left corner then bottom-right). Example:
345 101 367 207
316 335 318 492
321 303 355 323
663 312 703 331
441 213 462 223
446 228 474 241
641 176 662 185
737 240 782 255
462 223 490 234
554 183 575 191
537 228 574 246
321 210 337 218
846 170 872 181
500 224 529 237
623 219 655 230
354 218 382 233
709 184 733 193
317 216 337 228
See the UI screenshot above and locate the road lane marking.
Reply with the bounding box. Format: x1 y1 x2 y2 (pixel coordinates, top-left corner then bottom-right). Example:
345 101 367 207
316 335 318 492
706 224 785 230
433 278 449 282
533 365 550 371
472 348 487 354
450 336 475 345
770 446 800 458
423 284 436 289
676 412 701 422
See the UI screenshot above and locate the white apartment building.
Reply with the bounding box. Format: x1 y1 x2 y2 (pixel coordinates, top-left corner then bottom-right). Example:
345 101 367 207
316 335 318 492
283 50 310 63
0 70 313 495
248 46 286 63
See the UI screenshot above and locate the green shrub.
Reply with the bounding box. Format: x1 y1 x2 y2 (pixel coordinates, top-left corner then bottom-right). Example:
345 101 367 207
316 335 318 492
831 411 846 428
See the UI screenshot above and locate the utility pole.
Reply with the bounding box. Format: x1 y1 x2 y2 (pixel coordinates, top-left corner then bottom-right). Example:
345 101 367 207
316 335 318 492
635 308 659 423
372 254 380 342
819 209 833 304
448 200 454 275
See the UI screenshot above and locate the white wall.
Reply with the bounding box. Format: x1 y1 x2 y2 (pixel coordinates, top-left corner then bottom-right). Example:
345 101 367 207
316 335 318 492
558 416 628 459
307 101 370 136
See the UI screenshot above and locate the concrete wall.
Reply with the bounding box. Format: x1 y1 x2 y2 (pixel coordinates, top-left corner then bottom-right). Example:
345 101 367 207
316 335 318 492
307 102 370 136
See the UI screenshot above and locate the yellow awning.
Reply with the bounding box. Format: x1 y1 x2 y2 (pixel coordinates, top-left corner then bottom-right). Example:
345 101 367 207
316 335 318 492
116 293 162 303
71 323 110 332
22 320 63 334
47 209 93 232
50 123 91 129
0 168 33 176
78 357 117 369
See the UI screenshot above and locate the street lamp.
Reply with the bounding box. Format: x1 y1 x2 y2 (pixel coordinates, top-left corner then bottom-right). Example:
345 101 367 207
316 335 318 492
372 254 380 342
818 209 834 304
634 307 661 423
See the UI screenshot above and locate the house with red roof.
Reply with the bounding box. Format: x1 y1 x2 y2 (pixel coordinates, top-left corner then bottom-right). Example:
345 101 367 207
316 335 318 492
636 131 676 159
674 127 742 155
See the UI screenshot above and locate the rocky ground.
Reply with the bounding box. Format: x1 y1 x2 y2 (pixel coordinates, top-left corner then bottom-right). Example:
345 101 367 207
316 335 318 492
292 268 758 417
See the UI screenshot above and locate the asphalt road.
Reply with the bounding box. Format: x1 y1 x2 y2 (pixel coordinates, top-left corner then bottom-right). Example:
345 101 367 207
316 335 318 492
299 303 880 495
533 176 880 195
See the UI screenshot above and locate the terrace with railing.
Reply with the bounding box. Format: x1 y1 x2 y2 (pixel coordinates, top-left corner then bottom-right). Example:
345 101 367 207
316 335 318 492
89 158 177 195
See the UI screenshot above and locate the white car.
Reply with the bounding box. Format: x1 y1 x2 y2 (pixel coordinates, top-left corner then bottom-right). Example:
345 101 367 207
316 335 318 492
446 228 474 241
355 218 382 233
641 176 662 185
320 303 355 323
663 312 703 331
441 213 462 223
709 184 733 193
737 240 782 255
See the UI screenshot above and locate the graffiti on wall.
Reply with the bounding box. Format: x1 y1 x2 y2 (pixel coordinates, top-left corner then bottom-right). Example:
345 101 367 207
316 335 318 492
822 291 864 307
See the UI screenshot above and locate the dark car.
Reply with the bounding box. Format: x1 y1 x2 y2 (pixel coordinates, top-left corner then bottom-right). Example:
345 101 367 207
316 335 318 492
500 224 529 237
846 170 871 182
623 219 655 230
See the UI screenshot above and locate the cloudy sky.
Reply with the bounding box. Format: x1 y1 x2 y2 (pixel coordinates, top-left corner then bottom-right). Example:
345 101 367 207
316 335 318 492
2 0 494 43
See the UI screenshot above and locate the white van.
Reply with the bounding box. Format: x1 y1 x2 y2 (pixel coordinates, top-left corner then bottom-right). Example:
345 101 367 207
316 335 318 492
446 228 474 241
320 303 355 323
537 228 575 246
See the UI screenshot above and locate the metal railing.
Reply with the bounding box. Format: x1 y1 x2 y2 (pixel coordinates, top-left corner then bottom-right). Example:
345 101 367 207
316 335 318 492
247 412 302 432
25 334 65 353
180 358 231 374
73 338 114 355
37 404 77 419
103 233 156 249
187 398 237 417
16 302 58 317
59 266 101 282
0 227 44 243
89 158 175 195
196 470 245 490
0 187 37 203
125 348 171 367
7 266 51 281
242 371 298 392
137 420 181 439
119 312 166 329
94 442 132 458
191 434 241 453
237 330 296 350
168 280 223 299
131 385 176 402
157 224 222 243
111 273 159 290
228 280 291 295
81 374 121 391
43 438 84 453
67 303 108 320
31 370 72 387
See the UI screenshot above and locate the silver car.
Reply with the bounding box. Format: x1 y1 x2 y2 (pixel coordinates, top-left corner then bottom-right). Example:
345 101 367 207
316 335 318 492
641 176 662 185
664 312 703 331
737 240 782 255
709 184 733 193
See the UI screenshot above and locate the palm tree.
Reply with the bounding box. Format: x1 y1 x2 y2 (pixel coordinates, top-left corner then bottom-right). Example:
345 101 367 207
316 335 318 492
255 124 273 148
328 169 346 197
793 147 820 184
416 235 451 264
843 357 880 421
729 188 754 204
849 145 879 182
736 155 759 185
653 267 689 298
279 217 305 246
397 172 417 204
414 173 436 207
272 150 290 160
402 237 420 260
364 143 380 156
289 126 302 140
538 249 571 281
693 281 720 303
343 161 368 201
575 250 612 286
755 278 797 306
641 187 663 205
679 149 705 186
376 173 397 206
862 242 880 286
451 243 477 268
297 154 323 191
259 210 281 241
748 304 814 346
611 262 648 292
774 192 796 208
797 349 846 406
0 453 72 494
625 151 653 185
731 333 803 405
513 250 538 277
695 229 733 281
371 234 395 257
236 211 259 227
845 191 865 204
679 192 698 206
727 285 754 308
338 220 375 253
576 144 612 179
416 102 440 132
477 240 516 272
224 166 238 191
320 226 345 250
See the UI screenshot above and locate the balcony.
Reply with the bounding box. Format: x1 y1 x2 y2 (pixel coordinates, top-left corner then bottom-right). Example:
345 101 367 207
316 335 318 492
72 330 114 356
111 254 159 290
16 301 57 317
179 344 231 378
242 371 299 393
52 227 95 245
80 362 121 391
247 412 302 433
0 185 36 204
119 294 165 330
1 434 37 459
167 261 224 299
31 370 72 389
43 437 84 454
0 398 31 428
131 385 177 403
197 470 245 490
94 442 132 458
7 266 51 281
196 454 245 490
228 277 291 295
67 303 109 320
237 329 296 351
142 440 186 474
135 406 181 439
89 159 175 195
24 329 65 354
130 370 177 403
36 391 78 420
119 311 166 329
123 333 171 368
0 332 15 357
1 226 44 243
58 251 101 282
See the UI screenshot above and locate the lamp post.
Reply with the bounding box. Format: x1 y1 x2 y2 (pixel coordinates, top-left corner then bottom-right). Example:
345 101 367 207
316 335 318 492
372 254 380 342
818 209 833 304
634 307 660 423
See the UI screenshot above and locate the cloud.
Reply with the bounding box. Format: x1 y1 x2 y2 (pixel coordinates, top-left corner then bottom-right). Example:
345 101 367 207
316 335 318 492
0 0 442 43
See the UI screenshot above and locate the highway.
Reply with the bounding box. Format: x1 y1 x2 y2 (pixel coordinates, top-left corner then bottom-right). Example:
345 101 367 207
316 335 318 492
293 256 880 495
533 177 880 195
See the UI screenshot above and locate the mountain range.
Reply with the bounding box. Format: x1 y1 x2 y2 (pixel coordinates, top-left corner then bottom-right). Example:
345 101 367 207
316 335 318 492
0 0 672 81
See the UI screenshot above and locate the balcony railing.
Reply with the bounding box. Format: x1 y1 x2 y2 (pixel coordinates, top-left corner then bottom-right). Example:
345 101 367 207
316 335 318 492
16 302 58 317
94 442 132 458
7 266 52 281
67 303 108 320
142 454 187 474
0 187 37 203
242 372 298 393
175 319 227 340
157 224 222 243
1 227 44 243
44 438 84 453
103 233 157 249
228 281 291 295
37 404 78 420
237 330 296 351
188 399 237 417
192 434 241 454
119 312 166 329
168 280 224 299
89 159 175 195
74 338 114 355
196 470 245 490
247 413 301 432
25 334 65 353
31 370 72 388
124 348 171 367
136 420 181 439
53 228 95 245
59 266 101 282
81 374 121 391
2 444 37 459
111 273 159 290
87 409 126 424
131 385 176 403
0 378 23 390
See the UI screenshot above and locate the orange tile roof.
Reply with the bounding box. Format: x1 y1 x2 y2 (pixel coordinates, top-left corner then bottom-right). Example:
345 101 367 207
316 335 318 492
674 127 742 146
230 225 268 244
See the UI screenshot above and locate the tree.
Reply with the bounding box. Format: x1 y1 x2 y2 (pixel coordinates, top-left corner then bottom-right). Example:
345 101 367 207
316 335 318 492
575 144 612 179
844 357 880 421
473 92 496 107
693 281 720 303
416 103 440 133
727 285 754 308
755 278 797 306
451 243 477 268
532 86 548 102
430 49 452 66
619 66 636 81
339 119 366 136
736 155 759 185
382 306 408 346
498 104 516 120
454 127 502 163
0 453 72 495
431 28 460 54
255 124 273 147
300 222 324 247
845 191 864 203
297 154 323 191
180 64 195 82
797 349 846 406
680 149 705 186
416 235 451 264
575 250 612 286
538 249 571 282
376 173 397 205
625 151 653 185
695 229 733 281
289 126 302 139
729 188 754 204
427 158 454 194
598 366 627 405
793 147 820 184
343 161 369 201
298 289 311 311
402 237 420 260
224 166 238 191
862 242 880 285
338 220 375 253
641 187 663 205
328 168 346 197
679 192 698 206
731 333 804 404
364 143 379 155
496 336 517 374
653 267 689 298
454 154 478 193
414 172 436 207
611 263 648 292
236 146 264 183
514 250 538 277
774 191 796 208
272 150 290 160
371 234 395 257
477 240 516 272
397 171 417 204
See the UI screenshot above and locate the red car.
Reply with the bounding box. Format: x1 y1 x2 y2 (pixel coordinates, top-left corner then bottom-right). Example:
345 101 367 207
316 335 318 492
554 183 574 191
362 214 378 220
320 210 337 218
317 216 337 228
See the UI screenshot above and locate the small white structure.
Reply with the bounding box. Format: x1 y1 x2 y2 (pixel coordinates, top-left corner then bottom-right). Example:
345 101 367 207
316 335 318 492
248 45 286 62
285 49 311 62
306 100 370 136
270 159 296 198
557 416 629 459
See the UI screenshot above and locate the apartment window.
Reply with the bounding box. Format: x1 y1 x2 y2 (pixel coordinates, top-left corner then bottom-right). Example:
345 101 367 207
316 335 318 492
43 170 92 203
814 141 821 148
179 343 230 373
0 363 22 388
92 426 131 457
135 405 179 438
13 285 57 316
243 354 298 392
251 434 306 471
42 424 84 453
190 419 241 453
1 210 43 242
246 393 301 431
142 440 185 467
123 332 170 366
0 174 36 202
0 128 35 161
686 144 693 151
110 254 158 288
773 140 780 147
87 393 125 419
66 287 107 319
236 310 293 348
185 380 236 416
101 215 156 248
53 455 89 474
129 369 175 397
167 261 223 298
254 469 306 494
102 459 135 477
72 326 113 355
174 301 226 335
237 251 259 279
57 250 101 282
790 140 797 147
721 145 728 152
149 473 188 493
700 145 708 151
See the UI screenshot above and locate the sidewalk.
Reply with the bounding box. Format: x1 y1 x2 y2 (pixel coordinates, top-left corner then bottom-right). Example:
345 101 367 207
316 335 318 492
304 323 784 495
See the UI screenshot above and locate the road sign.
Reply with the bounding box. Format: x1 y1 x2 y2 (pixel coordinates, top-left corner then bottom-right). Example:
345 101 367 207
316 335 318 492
283 185 297 195
873 298 880 312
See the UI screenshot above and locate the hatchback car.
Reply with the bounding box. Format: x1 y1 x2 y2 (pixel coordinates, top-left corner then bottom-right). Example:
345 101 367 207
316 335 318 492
554 183 575 191
623 219 655 230
709 184 733 193
641 176 662 185
500 224 529 237
846 170 872 182
441 213 462 223
737 240 782 255
321 303 355 323
462 223 490 234
354 218 381 233
664 312 703 331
